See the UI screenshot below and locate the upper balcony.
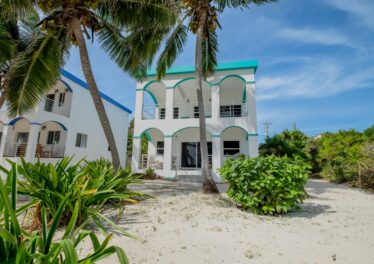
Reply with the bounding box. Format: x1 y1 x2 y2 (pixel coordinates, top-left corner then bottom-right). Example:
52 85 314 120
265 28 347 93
139 75 249 121
41 80 73 118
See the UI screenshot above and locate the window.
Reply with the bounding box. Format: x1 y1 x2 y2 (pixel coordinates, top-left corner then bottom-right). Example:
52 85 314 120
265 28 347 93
173 107 179 119
223 141 240 155
156 141 164 155
44 94 55 112
220 105 242 117
16 132 29 143
46 131 60 145
58 93 65 106
75 133 87 148
194 106 199 118
181 142 212 168
159 108 165 119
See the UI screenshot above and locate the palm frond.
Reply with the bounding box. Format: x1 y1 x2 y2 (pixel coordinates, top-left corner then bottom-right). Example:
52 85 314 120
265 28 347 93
6 31 69 116
0 25 13 63
97 22 149 79
214 0 276 10
202 30 218 77
156 23 188 79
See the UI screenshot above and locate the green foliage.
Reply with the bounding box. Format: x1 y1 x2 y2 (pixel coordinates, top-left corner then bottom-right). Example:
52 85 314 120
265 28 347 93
5 157 143 235
0 164 128 263
220 156 309 215
145 167 155 179
364 124 374 142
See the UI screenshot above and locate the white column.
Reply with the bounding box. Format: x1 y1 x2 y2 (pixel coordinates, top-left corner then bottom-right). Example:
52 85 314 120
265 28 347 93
211 84 220 120
134 90 144 121
248 136 259 158
212 136 222 180
0 125 10 160
246 83 257 134
163 136 173 179
25 123 40 162
165 88 174 120
132 137 141 172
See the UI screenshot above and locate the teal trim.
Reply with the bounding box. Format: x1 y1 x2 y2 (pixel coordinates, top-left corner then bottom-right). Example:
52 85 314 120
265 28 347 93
143 80 166 90
164 135 173 138
135 127 165 140
164 176 176 181
246 81 256 84
173 77 211 89
147 60 258 76
144 89 158 105
219 74 247 103
171 126 213 137
144 131 152 141
220 126 248 136
247 133 259 136
212 135 220 138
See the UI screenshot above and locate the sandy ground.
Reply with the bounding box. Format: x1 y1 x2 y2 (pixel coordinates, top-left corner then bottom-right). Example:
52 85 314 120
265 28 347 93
81 179 374 264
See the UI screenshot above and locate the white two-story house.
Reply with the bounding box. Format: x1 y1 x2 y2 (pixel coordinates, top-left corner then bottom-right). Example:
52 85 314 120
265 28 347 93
0 69 131 168
132 60 259 181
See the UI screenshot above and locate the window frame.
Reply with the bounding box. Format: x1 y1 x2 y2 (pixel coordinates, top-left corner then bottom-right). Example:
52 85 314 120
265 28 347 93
76 133 88 148
156 141 164 155
46 131 61 145
223 141 240 156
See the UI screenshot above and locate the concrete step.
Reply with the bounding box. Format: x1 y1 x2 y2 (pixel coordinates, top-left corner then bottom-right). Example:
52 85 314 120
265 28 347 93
177 174 202 183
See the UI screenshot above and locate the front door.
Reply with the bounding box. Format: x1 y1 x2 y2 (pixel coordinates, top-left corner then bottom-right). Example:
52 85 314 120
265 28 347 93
181 142 212 169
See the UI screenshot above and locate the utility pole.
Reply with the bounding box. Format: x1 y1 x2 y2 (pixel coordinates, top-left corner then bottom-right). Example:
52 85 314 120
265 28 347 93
262 121 272 138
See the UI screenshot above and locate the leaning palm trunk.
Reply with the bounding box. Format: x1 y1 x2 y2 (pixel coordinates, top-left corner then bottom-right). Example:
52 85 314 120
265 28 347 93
195 9 219 194
71 17 121 169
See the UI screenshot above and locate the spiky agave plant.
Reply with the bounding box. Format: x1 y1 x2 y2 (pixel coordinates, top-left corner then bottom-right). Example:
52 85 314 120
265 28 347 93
0 164 129 263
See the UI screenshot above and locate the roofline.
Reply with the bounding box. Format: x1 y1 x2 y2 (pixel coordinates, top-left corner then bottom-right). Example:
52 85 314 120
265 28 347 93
146 60 258 77
60 69 132 114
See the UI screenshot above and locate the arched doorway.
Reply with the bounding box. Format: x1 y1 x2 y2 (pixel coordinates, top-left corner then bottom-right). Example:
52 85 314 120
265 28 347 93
220 126 249 164
141 81 167 120
3 117 31 157
36 121 67 158
138 128 165 170
219 75 247 117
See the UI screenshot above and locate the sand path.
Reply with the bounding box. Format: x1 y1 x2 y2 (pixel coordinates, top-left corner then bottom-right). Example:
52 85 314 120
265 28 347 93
89 179 374 264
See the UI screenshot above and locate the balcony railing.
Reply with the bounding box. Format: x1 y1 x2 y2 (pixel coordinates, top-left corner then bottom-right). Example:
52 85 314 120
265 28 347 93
142 105 166 120
220 102 247 117
140 154 164 169
173 103 212 119
3 143 28 157
44 97 54 112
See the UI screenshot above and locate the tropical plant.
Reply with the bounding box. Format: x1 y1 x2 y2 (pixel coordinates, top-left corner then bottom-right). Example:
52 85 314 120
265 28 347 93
1 0 173 169
0 164 128 263
152 0 276 193
5 157 143 236
220 155 309 215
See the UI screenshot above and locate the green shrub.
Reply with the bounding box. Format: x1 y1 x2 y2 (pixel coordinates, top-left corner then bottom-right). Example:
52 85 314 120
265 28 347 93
145 167 155 179
6 157 144 235
0 164 128 263
220 156 309 215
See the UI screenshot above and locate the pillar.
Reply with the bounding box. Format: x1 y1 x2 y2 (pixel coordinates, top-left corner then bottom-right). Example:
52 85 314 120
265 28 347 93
248 135 259 158
163 136 173 179
0 125 10 160
165 88 174 120
211 84 220 120
132 137 141 172
25 123 40 162
135 89 144 121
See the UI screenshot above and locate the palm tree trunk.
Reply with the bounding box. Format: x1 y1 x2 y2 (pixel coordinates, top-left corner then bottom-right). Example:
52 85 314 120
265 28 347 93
195 8 219 194
71 17 121 169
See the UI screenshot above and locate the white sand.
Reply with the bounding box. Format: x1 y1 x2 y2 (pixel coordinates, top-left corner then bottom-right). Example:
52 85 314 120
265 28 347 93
82 179 374 264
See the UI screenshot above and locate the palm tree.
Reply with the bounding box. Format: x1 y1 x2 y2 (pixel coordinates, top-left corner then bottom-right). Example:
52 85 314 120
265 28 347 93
155 0 275 193
1 0 172 169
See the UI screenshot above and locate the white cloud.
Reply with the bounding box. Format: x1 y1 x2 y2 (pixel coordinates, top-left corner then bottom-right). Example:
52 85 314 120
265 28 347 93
278 27 356 48
256 58 374 100
323 0 374 31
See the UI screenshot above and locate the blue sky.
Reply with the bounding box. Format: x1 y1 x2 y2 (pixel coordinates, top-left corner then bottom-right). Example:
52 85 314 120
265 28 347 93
64 0 374 140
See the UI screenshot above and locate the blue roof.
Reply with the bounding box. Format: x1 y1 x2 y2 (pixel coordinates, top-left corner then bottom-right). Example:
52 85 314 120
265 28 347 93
146 60 258 77
60 69 132 114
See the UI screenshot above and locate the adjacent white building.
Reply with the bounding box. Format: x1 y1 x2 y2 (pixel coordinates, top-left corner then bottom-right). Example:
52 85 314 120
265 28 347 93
0 69 131 168
132 60 259 181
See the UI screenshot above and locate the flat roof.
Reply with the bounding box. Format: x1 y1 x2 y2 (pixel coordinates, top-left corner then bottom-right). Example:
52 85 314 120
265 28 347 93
146 60 258 77
61 69 132 114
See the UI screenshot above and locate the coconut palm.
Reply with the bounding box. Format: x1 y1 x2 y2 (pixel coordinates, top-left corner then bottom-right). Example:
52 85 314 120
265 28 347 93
0 0 173 169
154 0 275 193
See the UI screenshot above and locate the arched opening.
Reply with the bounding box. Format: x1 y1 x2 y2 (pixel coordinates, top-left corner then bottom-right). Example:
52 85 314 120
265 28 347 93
220 126 249 163
36 121 67 158
43 80 73 117
172 127 212 170
139 128 164 170
141 81 167 120
3 117 31 157
173 78 212 119
219 75 247 117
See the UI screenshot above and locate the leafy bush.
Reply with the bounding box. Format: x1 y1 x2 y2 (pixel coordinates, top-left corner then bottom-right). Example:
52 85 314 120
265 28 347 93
145 167 155 179
7 157 144 234
220 156 309 215
0 164 128 263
